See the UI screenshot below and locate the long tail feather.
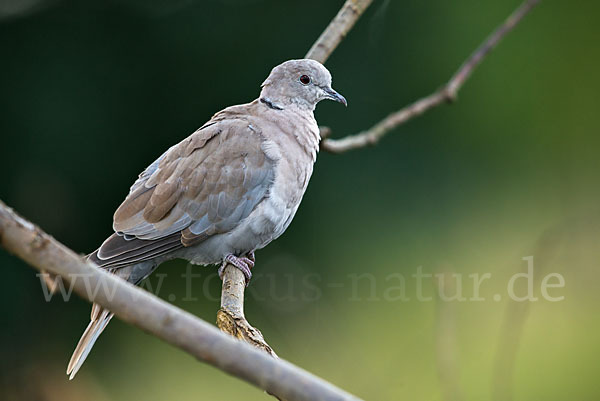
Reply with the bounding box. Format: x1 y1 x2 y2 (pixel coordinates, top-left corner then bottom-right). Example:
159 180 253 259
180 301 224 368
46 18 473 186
66 259 156 379
66 306 113 380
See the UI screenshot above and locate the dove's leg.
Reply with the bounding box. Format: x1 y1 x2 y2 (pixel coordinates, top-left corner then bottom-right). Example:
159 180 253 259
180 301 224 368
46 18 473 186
218 253 255 282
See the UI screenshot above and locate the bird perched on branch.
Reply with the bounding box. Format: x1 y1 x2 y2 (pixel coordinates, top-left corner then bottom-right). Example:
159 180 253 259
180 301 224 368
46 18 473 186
67 59 346 379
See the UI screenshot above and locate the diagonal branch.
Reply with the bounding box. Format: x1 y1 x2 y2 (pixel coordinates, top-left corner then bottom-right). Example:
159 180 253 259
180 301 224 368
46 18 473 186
305 0 374 64
319 0 541 154
0 200 362 401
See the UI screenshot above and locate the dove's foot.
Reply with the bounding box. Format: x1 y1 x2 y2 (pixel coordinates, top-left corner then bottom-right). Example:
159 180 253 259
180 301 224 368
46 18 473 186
219 253 255 284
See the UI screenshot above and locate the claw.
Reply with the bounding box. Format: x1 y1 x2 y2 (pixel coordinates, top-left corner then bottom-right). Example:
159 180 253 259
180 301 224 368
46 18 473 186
219 253 255 285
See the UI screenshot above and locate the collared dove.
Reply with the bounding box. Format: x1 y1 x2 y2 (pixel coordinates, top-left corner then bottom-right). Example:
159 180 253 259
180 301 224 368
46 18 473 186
67 59 346 379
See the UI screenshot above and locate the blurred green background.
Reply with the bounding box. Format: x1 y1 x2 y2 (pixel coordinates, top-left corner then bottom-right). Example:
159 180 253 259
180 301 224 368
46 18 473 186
1 0 599 400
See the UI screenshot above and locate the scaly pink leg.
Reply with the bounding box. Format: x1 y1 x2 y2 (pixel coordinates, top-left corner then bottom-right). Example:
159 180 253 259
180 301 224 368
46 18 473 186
218 253 255 284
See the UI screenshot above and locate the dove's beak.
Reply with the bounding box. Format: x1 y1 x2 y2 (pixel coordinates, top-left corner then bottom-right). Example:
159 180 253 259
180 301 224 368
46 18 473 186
324 87 347 107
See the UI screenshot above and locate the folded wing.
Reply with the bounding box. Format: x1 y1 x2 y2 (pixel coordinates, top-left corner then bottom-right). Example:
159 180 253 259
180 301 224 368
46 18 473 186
90 117 275 268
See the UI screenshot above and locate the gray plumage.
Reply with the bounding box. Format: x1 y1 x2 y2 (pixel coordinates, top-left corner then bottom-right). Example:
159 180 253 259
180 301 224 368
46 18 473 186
67 59 346 379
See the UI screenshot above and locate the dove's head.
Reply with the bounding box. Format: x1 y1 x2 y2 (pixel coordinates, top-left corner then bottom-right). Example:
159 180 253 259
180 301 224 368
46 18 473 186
260 59 347 111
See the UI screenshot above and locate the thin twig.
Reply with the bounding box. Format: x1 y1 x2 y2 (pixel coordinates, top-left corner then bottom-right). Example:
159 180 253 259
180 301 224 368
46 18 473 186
0 200 362 401
305 0 374 64
492 226 564 401
320 0 541 153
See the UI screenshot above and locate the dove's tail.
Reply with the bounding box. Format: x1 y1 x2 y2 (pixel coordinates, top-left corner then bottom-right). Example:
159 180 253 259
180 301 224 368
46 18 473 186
67 304 114 380
66 257 158 379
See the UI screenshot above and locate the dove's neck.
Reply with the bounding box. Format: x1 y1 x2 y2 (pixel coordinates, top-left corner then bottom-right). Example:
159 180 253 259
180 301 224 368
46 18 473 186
259 86 316 112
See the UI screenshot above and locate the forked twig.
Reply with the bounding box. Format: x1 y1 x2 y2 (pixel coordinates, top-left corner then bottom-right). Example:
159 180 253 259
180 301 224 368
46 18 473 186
319 0 541 153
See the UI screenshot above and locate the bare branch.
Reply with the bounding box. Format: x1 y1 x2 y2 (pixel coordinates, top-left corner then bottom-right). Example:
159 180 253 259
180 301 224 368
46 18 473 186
320 0 541 153
210 0 376 390
218 265 282 400
305 0 374 64
0 200 362 401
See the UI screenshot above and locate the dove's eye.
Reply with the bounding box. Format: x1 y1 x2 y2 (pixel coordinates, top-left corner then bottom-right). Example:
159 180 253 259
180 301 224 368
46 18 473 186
299 75 311 85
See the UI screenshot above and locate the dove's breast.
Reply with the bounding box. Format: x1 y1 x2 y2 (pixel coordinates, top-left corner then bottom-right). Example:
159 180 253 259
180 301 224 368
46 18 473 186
184 107 319 263
241 112 319 250
223 109 318 252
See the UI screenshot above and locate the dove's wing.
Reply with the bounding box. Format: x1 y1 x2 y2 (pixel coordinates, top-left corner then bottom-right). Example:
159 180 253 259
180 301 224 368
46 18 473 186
90 116 275 268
